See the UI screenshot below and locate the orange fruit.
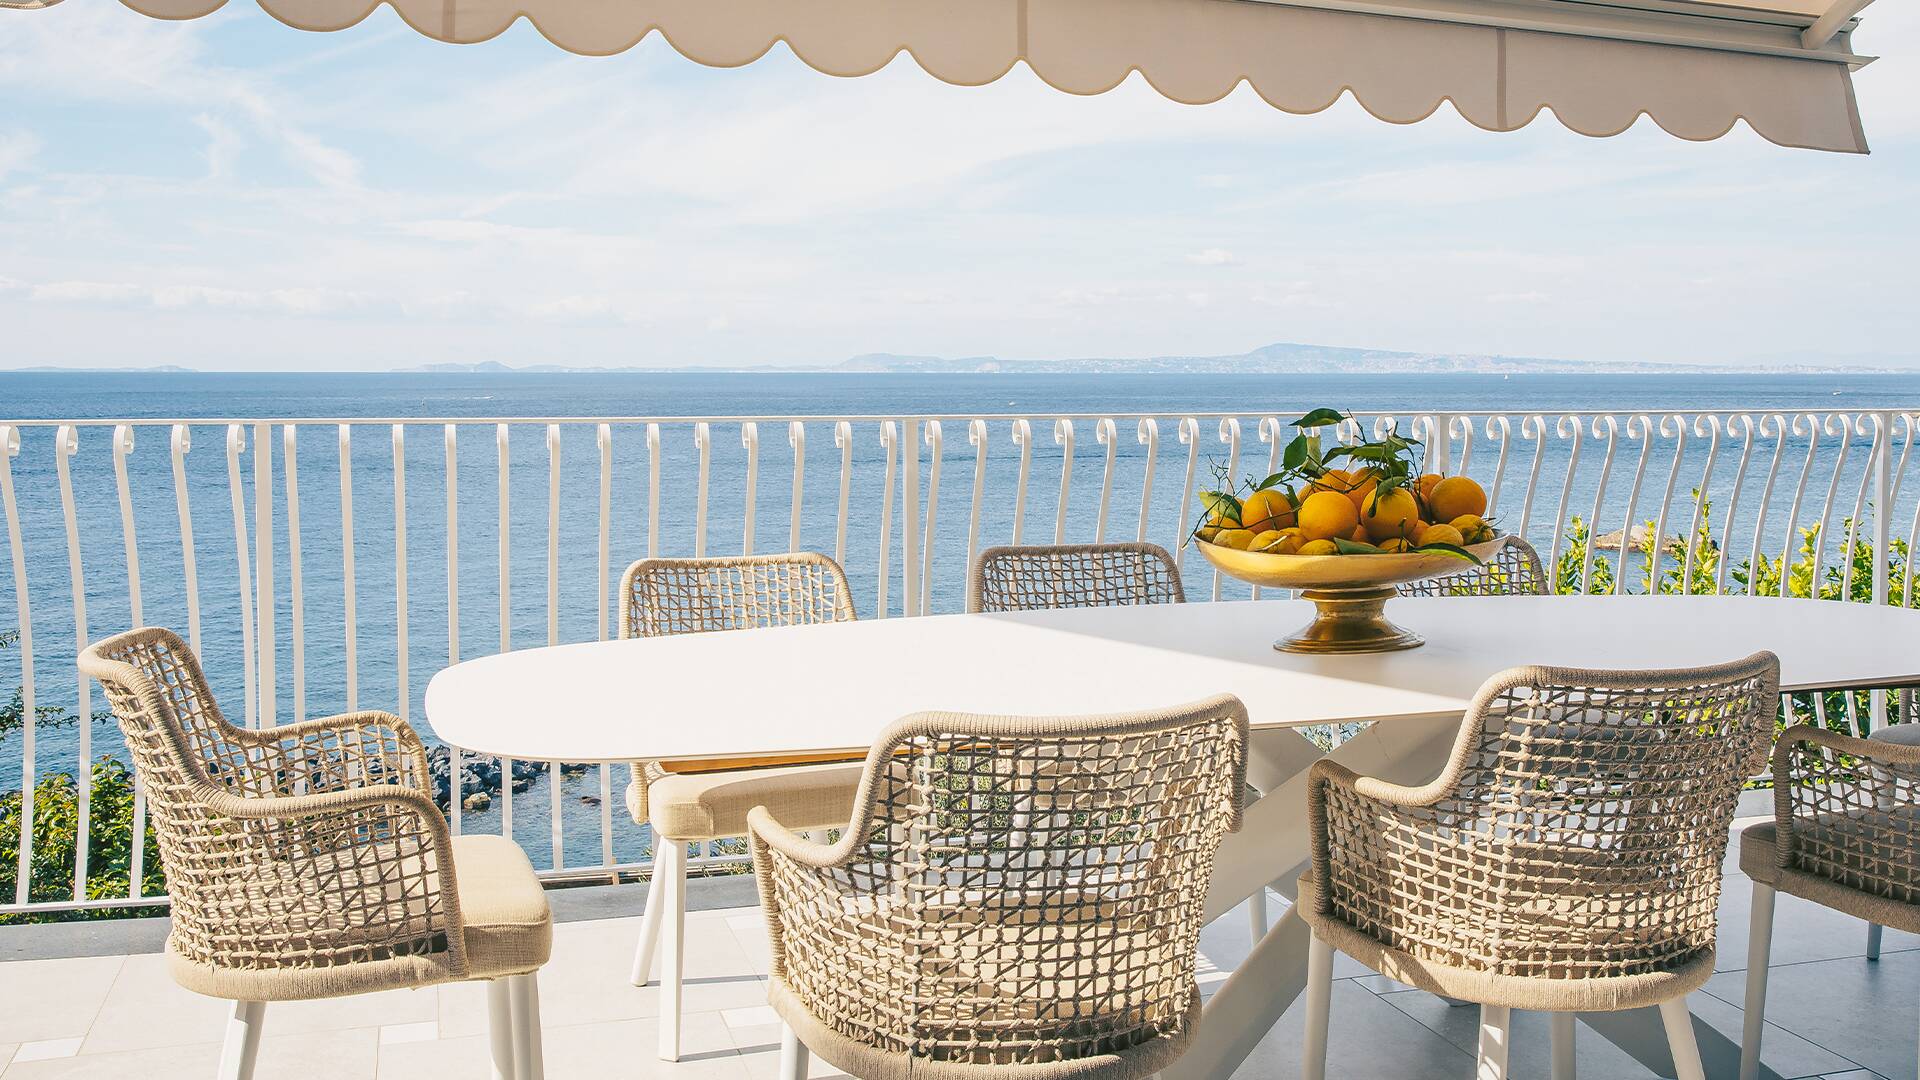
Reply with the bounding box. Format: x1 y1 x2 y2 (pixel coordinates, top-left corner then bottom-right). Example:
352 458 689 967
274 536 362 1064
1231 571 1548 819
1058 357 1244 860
1428 476 1488 522
1297 490 1360 542
1344 469 1382 512
1360 487 1422 541
1308 469 1352 498
1418 473 1443 502
1350 523 1370 543
1240 488 1296 533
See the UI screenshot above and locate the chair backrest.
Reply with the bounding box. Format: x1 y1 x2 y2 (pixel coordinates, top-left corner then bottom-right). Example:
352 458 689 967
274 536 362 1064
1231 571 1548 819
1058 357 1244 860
620 553 856 639
77 627 458 981
1316 653 1778 982
969 542 1185 613
1397 536 1548 597
756 695 1247 1065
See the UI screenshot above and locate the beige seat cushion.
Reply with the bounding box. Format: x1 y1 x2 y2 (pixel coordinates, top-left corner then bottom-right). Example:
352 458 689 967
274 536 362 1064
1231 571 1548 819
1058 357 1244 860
1870 724 1920 747
1295 871 1715 1012
455 834 554 979
635 761 864 842
1741 820 1920 933
166 833 550 1001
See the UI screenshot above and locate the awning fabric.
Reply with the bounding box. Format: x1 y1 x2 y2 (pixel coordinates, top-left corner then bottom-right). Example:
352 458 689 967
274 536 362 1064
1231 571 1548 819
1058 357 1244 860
104 0 1874 152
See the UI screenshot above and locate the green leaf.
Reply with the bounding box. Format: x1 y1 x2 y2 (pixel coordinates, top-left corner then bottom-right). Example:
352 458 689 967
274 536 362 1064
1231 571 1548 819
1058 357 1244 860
1198 490 1243 522
1253 472 1289 492
1331 537 1385 555
1411 541 1484 564
1292 408 1347 429
1281 435 1309 472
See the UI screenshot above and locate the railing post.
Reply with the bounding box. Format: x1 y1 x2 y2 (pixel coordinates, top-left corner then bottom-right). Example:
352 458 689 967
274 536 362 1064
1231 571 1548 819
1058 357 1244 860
1873 411 1892 728
253 420 275 727
1874 411 1892 607
1429 412 1454 475
902 417 922 617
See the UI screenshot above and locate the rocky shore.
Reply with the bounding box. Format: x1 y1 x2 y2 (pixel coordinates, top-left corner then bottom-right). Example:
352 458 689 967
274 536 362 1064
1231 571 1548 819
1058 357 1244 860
426 748 594 812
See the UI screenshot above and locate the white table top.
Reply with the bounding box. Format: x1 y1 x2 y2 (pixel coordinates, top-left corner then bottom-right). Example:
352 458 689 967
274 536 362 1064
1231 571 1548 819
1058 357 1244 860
423 595 1920 764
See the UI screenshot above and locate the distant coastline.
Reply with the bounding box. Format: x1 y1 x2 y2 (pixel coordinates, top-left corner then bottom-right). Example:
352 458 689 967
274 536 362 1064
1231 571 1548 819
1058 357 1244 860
6 340 1915 376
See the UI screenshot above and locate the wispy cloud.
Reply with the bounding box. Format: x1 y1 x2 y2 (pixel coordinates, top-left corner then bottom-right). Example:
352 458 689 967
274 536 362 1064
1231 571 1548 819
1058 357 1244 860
1186 248 1238 266
0 1 1914 371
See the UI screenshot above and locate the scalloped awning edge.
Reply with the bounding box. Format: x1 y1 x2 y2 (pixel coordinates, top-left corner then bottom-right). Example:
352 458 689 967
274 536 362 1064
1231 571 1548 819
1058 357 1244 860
109 0 1869 153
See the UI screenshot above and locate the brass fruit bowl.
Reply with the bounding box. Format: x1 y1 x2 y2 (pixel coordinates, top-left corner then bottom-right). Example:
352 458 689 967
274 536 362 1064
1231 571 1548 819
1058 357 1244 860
1196 536 1508 654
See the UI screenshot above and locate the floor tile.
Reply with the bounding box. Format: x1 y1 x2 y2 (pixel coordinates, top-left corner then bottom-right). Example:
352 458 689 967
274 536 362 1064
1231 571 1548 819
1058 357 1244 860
378 1021 439 1045
8 1041 81 1065
0 957 123 1044
3 1027 376 1080
1374 996 1660 1079
1703 950 1919 1080
76 952 228 1054
1231 979 1478 1079
1688 983 1864 1079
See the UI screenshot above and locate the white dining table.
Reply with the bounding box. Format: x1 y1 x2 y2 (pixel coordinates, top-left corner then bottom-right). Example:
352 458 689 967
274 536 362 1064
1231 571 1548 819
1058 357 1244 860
426 594 1920 1080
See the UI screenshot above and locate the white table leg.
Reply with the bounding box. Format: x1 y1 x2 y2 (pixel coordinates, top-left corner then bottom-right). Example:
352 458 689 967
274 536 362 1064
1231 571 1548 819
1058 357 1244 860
1477 1004 1512 1080
1169 715 1464 1080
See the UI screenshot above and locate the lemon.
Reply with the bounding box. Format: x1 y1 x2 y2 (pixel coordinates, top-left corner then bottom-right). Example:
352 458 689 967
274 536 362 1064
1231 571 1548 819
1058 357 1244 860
1297 490 1360 542
1429 476 1488 522
1248 529 1287 551
1419 523 1464 547
1194 525 1222 544
1214 528 1256 550
1240 488 1296 533
1450 514 1495 544
1268 534 1303 555
1360 487 1422 541
1297 539 1339 556
1376 538 1411 553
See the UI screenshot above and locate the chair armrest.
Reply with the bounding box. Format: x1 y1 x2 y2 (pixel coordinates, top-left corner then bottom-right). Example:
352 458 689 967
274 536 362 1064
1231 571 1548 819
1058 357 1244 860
1771 723 1920 870
1305 757 1470 921
227 711 431 798
747 804 874 983
191 781 468 977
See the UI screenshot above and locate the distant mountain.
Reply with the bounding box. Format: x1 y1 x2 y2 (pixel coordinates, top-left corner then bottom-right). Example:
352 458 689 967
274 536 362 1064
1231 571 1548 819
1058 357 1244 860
8 342 1908 376
830 343 1737 374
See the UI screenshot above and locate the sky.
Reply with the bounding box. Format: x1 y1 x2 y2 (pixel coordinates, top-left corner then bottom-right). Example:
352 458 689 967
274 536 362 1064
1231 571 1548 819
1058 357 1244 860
1 2 1917 371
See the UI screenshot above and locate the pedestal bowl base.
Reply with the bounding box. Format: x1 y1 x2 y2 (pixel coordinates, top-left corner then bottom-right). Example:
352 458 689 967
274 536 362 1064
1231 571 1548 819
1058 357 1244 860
1276 586 1424 654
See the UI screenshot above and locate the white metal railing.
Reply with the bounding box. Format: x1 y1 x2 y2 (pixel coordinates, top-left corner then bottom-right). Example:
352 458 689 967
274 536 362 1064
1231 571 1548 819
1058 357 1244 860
3 406 1918 914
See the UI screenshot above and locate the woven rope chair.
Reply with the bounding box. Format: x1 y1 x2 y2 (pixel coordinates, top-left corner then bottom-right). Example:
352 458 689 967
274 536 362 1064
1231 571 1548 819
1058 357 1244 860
619 552 865 1061
1739 719 1920 1080
968 542 1185 613
1300 653 1780 1080
77 628 551 1080
1396 535 1549 597
750 694 1248 1080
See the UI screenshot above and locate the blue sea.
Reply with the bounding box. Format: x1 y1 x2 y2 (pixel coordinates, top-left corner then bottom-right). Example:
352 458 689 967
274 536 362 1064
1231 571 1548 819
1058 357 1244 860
3 370 1917 872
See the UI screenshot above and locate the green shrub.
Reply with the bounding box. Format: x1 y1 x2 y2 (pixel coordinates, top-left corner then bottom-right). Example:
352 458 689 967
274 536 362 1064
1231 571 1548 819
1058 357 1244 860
0 756 167 923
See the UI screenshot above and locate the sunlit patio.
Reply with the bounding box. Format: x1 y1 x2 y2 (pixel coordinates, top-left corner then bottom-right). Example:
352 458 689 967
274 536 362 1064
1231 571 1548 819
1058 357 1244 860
0 795 1912 1080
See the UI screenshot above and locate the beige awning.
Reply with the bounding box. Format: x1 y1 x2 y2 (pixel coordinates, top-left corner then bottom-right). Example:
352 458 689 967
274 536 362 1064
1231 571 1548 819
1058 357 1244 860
95 0 1877 152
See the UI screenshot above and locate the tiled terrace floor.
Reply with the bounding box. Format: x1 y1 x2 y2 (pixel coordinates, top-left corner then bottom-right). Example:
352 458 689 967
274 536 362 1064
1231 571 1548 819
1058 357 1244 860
0 812 1913 1080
